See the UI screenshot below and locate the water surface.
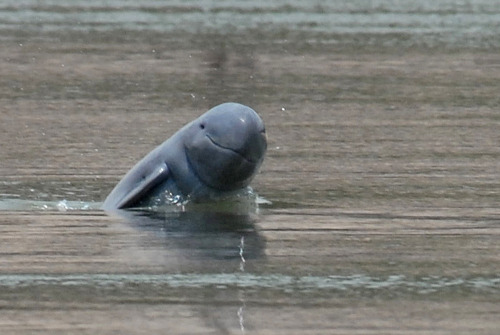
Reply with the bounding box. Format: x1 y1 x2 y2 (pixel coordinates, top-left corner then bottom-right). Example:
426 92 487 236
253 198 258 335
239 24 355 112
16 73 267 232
1 1 500 334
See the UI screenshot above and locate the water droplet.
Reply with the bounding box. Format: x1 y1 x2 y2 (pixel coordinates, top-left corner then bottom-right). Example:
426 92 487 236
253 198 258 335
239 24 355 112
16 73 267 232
57 200 69 212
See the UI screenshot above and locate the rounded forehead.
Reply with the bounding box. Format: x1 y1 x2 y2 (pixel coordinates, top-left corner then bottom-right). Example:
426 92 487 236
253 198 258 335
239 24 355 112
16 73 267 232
201 103 263 126
205 102 255 117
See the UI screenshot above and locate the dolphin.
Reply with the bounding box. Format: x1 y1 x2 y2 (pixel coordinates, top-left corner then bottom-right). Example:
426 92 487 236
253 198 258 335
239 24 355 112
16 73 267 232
102 102 267 210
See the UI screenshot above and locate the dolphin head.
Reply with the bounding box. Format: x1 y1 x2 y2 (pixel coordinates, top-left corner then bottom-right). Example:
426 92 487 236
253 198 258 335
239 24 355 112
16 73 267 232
184 102 267 191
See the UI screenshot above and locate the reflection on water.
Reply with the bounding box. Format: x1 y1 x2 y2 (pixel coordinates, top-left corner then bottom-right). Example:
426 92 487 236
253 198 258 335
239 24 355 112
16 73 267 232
111 208 266 334
111 207 266 262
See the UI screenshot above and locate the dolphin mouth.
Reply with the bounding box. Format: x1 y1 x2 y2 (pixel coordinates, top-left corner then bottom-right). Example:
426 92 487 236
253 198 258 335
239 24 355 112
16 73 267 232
206 134 257 164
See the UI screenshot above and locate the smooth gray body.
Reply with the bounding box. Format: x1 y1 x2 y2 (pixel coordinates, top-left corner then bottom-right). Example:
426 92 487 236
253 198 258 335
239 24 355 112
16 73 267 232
102 103 267 210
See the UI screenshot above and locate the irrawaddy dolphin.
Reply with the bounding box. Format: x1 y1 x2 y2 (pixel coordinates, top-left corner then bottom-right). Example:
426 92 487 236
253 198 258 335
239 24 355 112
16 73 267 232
102 102 267 210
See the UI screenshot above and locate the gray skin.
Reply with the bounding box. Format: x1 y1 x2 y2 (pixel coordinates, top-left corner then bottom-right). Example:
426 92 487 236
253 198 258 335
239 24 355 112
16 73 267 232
102 102 267 210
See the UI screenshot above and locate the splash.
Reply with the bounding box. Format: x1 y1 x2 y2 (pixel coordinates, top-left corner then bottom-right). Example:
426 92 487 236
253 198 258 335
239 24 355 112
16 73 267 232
0 187 270 214
141 187 270 215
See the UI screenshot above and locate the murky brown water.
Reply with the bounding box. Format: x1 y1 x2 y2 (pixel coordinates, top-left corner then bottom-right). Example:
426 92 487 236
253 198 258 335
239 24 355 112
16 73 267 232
1 1 500 334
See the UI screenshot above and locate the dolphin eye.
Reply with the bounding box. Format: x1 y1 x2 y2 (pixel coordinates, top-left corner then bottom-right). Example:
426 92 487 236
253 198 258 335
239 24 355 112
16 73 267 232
200 123 205 130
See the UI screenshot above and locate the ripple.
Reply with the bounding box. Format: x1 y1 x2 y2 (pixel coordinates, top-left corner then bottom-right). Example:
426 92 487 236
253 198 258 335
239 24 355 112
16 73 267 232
0 273 498 294
0 198 102 211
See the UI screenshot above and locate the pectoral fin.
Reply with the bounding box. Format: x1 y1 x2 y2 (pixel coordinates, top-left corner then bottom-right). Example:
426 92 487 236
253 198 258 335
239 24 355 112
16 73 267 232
103 162 169 210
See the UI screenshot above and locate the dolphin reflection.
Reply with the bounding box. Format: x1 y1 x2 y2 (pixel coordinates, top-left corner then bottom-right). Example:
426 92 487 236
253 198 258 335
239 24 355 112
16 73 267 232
109 207 267 262
106 205 266 332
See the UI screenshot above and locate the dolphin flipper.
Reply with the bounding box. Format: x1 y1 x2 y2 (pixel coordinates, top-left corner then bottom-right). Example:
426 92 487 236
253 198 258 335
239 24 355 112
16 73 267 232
103 162 169 210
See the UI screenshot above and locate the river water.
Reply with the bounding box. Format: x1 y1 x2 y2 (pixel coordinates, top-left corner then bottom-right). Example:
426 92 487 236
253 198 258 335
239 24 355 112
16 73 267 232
1 1 500 334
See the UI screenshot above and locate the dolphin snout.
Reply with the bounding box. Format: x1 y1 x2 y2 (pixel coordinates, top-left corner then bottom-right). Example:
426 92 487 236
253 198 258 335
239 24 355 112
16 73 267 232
238 126 267 163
